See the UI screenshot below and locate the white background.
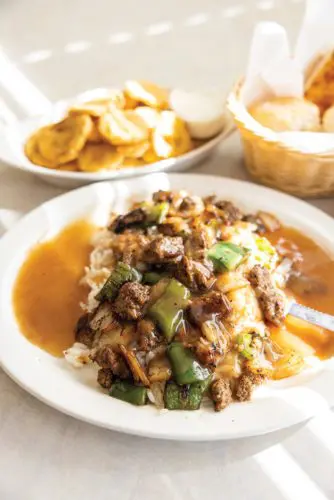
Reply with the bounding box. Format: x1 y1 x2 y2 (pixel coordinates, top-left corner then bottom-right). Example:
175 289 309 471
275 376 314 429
0 0 334 499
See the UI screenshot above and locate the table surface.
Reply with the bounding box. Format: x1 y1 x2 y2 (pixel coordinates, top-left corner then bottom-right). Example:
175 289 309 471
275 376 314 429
1 1 334 499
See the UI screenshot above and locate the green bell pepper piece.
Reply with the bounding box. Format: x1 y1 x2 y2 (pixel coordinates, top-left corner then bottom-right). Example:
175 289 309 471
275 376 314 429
143 271 168 285
147 202 169 225
207 242 248 271
167 342 210 385
148 279 190 341
164 376 212 410
96 262 142 302
164 383 202 410
110 380 147 406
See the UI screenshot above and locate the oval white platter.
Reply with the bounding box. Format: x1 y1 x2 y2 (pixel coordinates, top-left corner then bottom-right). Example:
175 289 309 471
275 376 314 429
0 89 234 189
0 173 334 441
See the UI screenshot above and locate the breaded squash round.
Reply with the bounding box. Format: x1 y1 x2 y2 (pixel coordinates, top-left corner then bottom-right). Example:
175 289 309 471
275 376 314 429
37 114 93 164
98 107 149 146
78 143 124 172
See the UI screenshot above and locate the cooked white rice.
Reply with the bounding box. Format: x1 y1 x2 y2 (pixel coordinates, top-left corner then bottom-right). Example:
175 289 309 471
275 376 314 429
80 228 116 313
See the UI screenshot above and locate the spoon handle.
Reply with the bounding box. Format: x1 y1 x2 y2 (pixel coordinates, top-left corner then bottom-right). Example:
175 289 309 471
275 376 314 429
288 302 334 332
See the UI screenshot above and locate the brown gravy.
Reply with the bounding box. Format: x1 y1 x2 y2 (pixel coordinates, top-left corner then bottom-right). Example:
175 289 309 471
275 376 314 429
13 220 94 356
267 227 334 358
13 221 334 360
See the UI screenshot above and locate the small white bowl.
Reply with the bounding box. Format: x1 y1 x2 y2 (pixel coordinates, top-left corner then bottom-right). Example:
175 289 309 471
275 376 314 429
0 89 234 189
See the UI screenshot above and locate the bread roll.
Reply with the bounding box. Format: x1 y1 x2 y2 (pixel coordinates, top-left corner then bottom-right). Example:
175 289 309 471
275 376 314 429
249 97 321 132
322 105 334 132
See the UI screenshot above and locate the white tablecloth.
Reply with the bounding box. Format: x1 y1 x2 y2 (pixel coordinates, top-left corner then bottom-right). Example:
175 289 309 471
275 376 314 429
1 1 334 499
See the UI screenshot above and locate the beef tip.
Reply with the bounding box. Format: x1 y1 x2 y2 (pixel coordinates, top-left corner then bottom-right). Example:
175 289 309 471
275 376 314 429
113 233 151 267
75 313 95 347
258 291 285 326
235 372 265 402
249 265 285 325
158 217 190 237
158 222 180 237
92 344 130 378
242 214 266 234
189 291 232 324
195 339 221 367
176 256 215 292
137 318 162 351
113 282 150 321
210 379 233 411
178 196 204 217
203 195 216 206
185 225 215 261
144 235 184 264
152 190 174 203
110 208 146 233
90 302 117 332
215 200 243 225
122 246 136 266
97 368 113 389
180 196 196 211
249 264 272 291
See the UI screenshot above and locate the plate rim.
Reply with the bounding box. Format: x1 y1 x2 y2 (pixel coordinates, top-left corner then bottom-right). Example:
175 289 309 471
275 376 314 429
1 173 334 441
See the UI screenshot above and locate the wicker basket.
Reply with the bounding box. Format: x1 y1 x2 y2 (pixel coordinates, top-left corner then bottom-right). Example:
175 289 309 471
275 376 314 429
227 80 334 198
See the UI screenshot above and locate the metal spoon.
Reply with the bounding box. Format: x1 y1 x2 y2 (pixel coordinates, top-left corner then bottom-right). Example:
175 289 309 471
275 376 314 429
288 302 334 332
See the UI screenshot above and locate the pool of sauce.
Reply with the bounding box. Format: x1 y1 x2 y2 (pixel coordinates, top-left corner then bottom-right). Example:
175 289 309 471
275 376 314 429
13 222 334 359
13 220 94 357
267 227 334 358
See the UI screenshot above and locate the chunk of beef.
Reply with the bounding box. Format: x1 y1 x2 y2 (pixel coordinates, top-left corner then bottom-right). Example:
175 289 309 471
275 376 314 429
110 208 146 233
189 291 232 324
180 196 197 211
75 313 95 347
111 233 151 267
177 196 204 217
137 318 162 351
92 344 130 378
113 282 150 321
210 378 233 411
215 200 243 225
195 339 221 367
249 264 274 292
258 290 285 325
185 225 215 261
144 235 184 264
248 265 285 325
176 256 215 292
90 302 117 332
158 217 190 237
203 195 216 206
97 368 113 389
235 372 265 402
122 246 136 266
152 190 174 203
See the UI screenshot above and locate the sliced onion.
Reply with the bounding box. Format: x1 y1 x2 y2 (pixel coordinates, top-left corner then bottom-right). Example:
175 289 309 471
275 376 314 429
257 211 281 233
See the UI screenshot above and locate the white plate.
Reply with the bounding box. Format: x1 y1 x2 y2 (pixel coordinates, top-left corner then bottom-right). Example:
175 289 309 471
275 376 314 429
1 173 334 441
0 89 234 189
